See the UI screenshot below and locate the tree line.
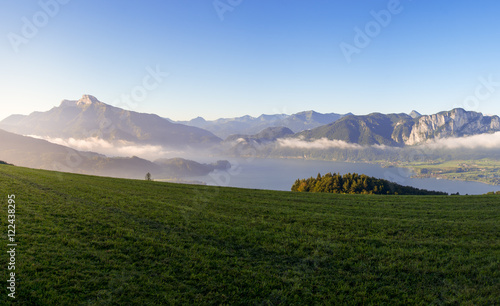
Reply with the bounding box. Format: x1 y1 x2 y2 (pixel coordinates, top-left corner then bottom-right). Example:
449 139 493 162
485 191 500 195
291 172 448 195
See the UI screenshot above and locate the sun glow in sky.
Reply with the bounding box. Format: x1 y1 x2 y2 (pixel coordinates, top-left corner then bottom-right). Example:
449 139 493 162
1 0 500 120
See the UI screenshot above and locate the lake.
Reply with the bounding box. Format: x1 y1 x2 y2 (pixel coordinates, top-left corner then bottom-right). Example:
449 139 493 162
189 158 500 195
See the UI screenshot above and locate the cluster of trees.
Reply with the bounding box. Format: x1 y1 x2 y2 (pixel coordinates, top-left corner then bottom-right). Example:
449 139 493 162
291 172 448 195
485 191 500 195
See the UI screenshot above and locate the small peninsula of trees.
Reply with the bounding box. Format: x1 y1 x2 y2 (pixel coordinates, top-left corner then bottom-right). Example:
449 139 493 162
292 172 448 195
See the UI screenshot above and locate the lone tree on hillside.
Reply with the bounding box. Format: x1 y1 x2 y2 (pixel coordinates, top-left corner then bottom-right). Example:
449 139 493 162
145 172 152 181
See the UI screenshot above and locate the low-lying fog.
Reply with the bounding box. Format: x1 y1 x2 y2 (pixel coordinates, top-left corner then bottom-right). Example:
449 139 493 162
24 133 500 195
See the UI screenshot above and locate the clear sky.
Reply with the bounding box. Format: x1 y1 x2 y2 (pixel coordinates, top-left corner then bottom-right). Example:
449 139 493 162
1 0 500 120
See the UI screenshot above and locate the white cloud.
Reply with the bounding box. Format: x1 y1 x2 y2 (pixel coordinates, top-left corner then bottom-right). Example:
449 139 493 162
26 135 180 160
421 131 500 150
277 132 500 151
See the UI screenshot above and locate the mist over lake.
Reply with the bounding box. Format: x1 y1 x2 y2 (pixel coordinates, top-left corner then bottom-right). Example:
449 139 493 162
188 158 500 195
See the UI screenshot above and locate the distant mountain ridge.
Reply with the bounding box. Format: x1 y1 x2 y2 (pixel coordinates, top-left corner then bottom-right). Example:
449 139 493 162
298 112 412 146
0 128 159 178
173 110 349 138
0 95 222 149
0 128 228 179
154 158 230 177
225 126 295 143
296 109 500 146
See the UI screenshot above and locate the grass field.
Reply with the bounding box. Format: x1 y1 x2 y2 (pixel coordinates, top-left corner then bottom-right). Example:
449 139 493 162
0 165 499 304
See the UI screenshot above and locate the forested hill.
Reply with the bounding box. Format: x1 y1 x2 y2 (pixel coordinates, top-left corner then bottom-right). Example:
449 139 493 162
292 172 448 195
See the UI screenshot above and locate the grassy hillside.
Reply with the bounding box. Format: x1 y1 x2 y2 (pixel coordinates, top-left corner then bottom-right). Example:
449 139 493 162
0 165 499 304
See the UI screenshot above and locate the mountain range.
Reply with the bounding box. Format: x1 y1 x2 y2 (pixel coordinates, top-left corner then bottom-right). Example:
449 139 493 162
1 95 500 155
296 109 500 146
172 110 349 139
0 95 221 149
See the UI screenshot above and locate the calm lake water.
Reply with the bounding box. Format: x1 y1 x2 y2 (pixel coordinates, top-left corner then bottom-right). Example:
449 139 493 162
189 158 500 195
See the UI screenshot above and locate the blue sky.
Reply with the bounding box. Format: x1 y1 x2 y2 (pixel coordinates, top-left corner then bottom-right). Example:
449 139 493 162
1 0 500 120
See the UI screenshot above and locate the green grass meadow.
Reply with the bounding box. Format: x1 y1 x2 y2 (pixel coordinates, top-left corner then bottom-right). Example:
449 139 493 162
0 165 499 304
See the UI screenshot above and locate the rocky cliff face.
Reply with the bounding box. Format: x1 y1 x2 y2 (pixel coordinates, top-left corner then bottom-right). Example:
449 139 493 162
405 108 500 145
295 108 500 146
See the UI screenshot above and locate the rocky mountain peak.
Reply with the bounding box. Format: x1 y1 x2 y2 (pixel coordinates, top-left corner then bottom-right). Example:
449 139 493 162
405 108 500 145
409 110 421 118
59 95 102 108
77 95 100 106
0 94 222 148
